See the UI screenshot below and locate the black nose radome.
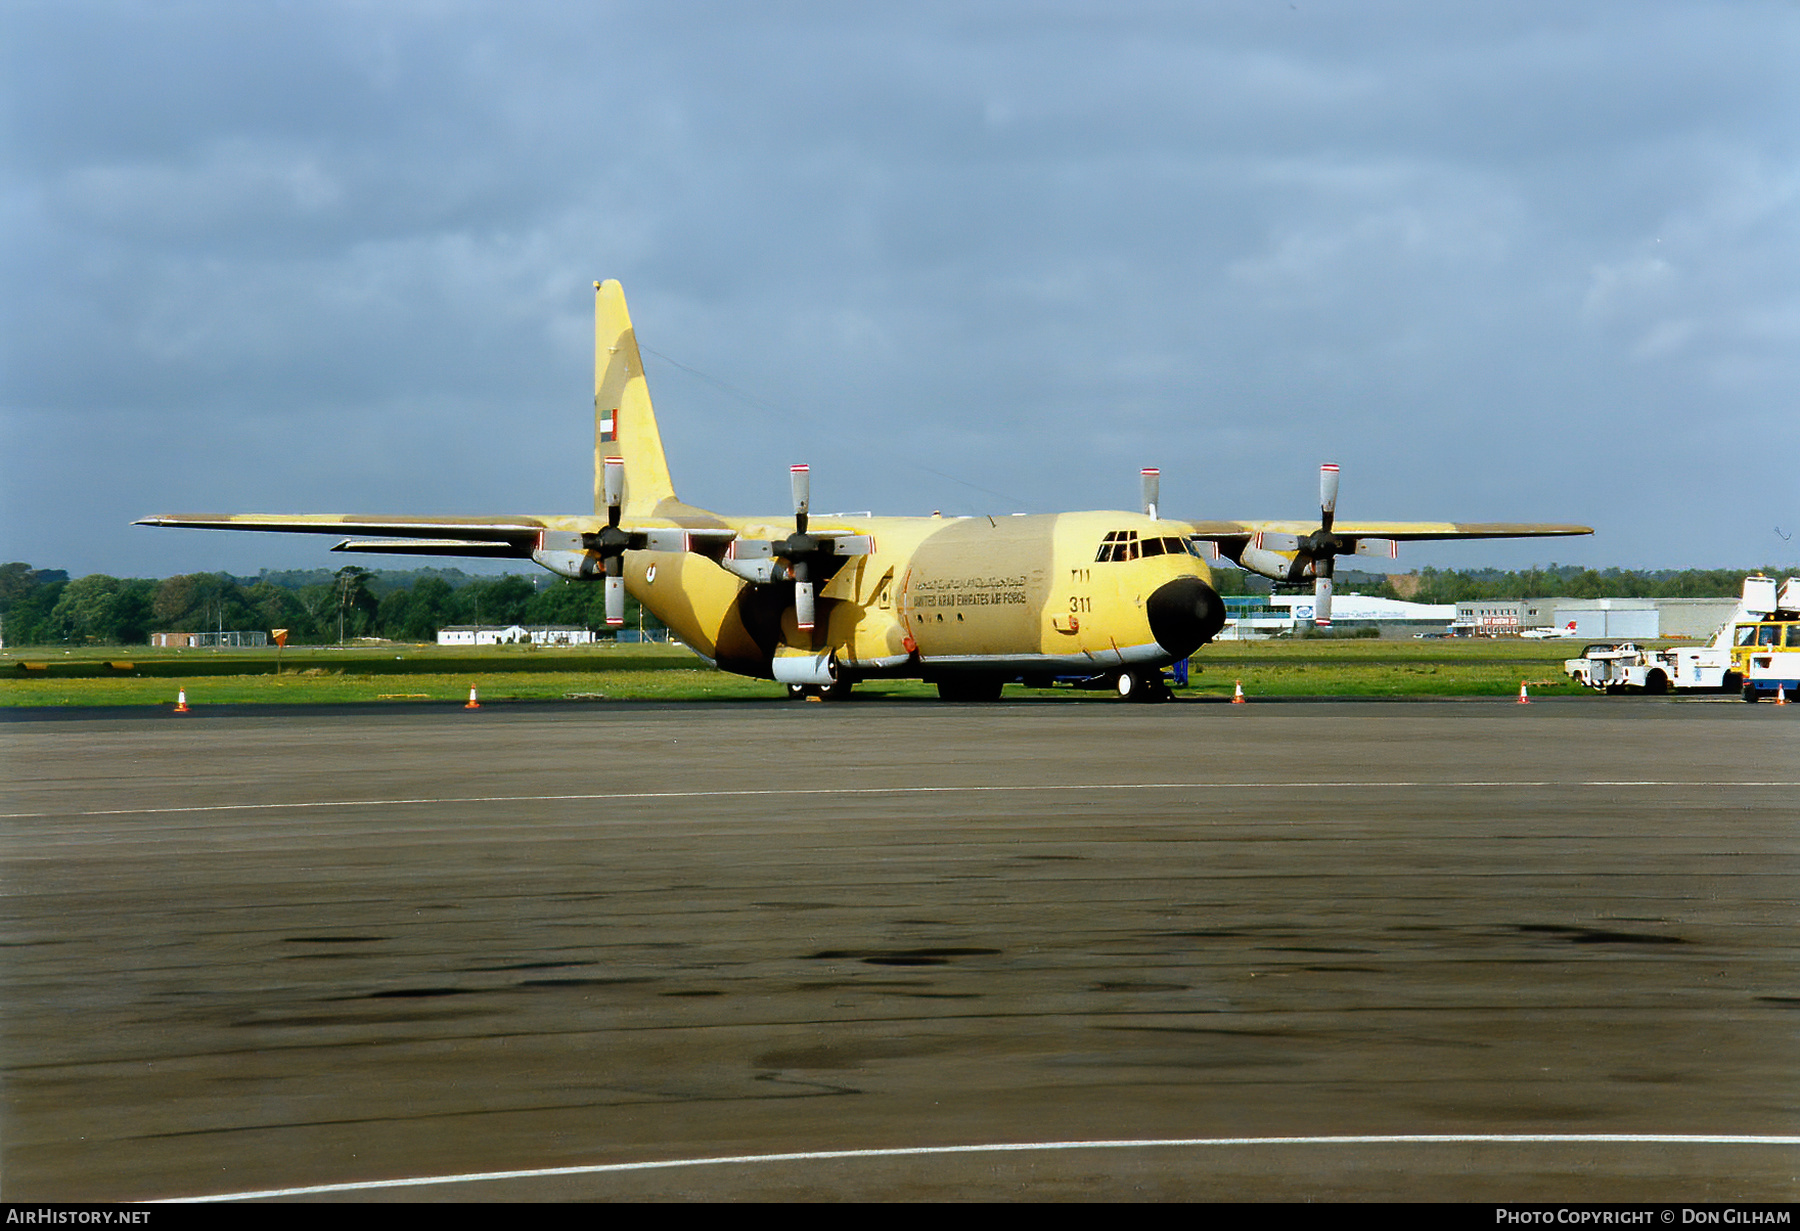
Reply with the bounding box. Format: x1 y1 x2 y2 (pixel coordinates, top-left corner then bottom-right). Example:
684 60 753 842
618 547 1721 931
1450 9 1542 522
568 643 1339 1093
1147 576 1227 660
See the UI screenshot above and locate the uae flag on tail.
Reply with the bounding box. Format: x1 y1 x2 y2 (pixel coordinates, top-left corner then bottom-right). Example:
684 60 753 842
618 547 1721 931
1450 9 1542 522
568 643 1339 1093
600 409 618 442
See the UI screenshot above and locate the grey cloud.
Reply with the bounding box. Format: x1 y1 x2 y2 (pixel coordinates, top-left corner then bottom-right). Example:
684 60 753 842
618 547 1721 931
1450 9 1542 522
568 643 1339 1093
4 1 1796 577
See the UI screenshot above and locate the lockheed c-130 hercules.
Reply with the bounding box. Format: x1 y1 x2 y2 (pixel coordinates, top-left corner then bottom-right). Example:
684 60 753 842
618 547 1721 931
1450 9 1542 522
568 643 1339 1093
140 280 1591 702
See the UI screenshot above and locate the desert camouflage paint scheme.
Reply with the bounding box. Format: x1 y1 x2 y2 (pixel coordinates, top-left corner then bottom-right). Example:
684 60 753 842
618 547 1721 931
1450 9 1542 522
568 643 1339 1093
140 281 1590 701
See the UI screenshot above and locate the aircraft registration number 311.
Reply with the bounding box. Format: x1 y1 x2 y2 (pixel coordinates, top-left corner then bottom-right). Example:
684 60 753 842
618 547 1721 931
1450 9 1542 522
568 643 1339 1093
140 281 1591 703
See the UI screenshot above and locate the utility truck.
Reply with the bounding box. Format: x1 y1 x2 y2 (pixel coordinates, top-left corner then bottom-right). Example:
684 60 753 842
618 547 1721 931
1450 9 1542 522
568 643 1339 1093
1564 575 1799 696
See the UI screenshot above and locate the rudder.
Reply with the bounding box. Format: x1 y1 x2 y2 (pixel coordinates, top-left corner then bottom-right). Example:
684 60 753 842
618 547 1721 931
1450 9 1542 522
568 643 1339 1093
594 280 678 515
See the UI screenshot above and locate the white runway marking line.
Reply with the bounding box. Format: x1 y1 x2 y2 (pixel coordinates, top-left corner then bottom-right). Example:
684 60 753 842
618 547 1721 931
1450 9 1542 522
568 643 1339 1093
5 780 1798 821
161 1134 1800 1202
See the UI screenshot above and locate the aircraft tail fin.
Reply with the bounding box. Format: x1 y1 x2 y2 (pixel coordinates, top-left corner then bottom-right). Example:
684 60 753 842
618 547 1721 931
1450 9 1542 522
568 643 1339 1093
594 280 678 515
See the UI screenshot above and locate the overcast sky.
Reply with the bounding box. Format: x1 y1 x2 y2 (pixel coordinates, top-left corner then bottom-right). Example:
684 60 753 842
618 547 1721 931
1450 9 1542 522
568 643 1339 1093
4 1 1796 579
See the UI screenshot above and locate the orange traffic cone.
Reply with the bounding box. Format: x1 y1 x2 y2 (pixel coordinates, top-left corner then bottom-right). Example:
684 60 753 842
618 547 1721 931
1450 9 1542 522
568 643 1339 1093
1517 681 1531 704
1231 680 1246 704
464 686 481 710
174 688 190 714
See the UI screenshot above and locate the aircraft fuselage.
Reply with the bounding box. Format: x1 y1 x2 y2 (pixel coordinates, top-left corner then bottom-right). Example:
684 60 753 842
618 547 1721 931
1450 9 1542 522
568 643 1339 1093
620 508 1226 686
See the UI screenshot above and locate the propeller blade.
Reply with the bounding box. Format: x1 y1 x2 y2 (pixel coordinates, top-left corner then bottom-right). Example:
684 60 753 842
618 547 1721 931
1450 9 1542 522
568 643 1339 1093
819 533 874 555
1313 575 1334 627
639 528 691 553
605 575 626 627
795 579 816 631
791 463 810 534
1352 537 1398 559
603 457 625 526
1254 531 1302 553
1319 462 1339 533
725 538 774 560
1141 468 1160 520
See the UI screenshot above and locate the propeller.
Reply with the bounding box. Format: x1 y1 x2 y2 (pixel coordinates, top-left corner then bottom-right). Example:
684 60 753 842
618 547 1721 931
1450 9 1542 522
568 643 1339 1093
1229 463 1400 628
1311 463 1338 626
1141 468 1160 520
589 456 644 627
595 459 871 635
761 463 876 634
777 464 820 630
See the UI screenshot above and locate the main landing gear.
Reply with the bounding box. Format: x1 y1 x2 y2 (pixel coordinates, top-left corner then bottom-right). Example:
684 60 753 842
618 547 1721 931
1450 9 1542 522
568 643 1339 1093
935 677 1005 703
786 679 854 701
1113 670 1172 703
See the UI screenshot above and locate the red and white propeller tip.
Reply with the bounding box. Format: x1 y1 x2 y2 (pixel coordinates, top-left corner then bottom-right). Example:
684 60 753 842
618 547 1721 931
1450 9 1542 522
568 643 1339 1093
790 463 810 519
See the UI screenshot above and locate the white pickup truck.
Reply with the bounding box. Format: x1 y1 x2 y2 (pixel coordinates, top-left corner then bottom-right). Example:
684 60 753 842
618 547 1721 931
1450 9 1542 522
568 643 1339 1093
1563 642 1683 694
1564 575 1799 696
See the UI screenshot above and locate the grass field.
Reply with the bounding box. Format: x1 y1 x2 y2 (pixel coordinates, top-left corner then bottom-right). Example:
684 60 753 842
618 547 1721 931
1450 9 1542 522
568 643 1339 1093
0 638 1616 705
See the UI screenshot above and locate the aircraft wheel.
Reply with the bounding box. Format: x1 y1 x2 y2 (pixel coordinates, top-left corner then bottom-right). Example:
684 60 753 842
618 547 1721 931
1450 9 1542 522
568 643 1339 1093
1114 672 1139 700
786 683 812 701
819 678 854 702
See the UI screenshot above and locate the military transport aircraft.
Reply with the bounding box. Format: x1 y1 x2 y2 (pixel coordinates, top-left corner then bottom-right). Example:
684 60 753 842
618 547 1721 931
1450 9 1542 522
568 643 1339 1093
139 280 1591 702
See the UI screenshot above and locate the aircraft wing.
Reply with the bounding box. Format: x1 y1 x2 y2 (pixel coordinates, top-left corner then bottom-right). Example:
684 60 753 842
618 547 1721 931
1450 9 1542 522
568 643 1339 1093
134 513 555 558
1181 516 1592 624
1185 520 1593 543
134 512 747 560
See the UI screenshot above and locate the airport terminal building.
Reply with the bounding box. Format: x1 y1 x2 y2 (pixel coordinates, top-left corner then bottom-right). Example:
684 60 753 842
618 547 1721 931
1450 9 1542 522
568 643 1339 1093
1221 594 1457 638
1452 597 1739 639
1217 593 1740 641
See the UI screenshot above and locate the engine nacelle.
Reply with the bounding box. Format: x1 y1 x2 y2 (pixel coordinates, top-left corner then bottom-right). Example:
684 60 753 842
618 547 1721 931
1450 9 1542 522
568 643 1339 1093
719 555 790 585
533 531 601 581
1235 545 1313 584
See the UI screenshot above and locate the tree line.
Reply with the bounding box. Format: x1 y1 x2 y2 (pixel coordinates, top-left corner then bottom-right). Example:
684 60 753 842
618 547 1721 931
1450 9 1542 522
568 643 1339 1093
1370 564 1797 605
2 559 1792 647
0 563 657 647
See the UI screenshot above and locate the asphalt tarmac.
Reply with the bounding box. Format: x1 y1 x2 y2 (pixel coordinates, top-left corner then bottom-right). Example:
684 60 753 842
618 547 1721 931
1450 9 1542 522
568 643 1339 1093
2 696 1796 1202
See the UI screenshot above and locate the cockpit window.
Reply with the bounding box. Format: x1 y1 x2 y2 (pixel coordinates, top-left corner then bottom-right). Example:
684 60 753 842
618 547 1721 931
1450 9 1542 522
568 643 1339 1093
1095 530 1140 563
1093 530 1201 563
